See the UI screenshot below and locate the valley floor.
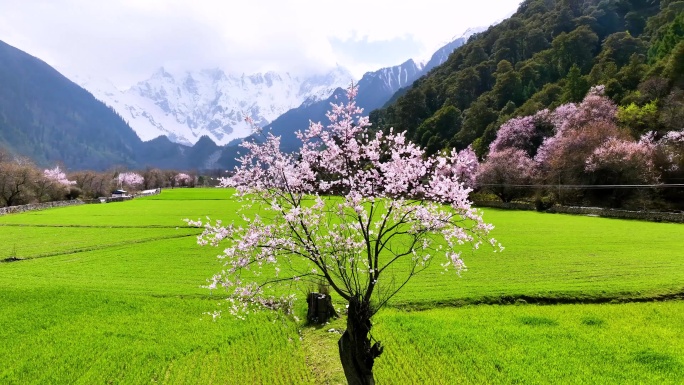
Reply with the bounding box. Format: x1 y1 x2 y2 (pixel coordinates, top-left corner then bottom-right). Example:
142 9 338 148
1 188 682 384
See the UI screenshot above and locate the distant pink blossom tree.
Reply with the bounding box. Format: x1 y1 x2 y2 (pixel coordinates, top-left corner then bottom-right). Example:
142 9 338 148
477 148 537 202
488 109 552 157
117 172 144 190
186 85 500 385
585 137 656 179
530 86 627 205
32 166 77 202
437 145 480 189
644 130 684 206
43 166 75 186
535 86 620 166
483 86 619 204
583 136 659 207
489 115 537 153
654 129 684 173
550 85 617 134
174 173 194 187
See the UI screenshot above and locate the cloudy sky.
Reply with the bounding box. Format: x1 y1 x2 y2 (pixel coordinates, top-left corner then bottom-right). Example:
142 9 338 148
0 0 522 88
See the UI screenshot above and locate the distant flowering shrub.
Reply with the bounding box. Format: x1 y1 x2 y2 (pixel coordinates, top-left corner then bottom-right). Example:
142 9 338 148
477 148 537 203
43 166 75 186
174 173 193 186
117 172 144 189
585 137 657 183
482 85 669 206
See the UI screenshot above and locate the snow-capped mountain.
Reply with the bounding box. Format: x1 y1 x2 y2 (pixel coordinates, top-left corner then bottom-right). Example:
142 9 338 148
77 66 354 146
354 58 423 110
245 32 473 158
352 26 488 112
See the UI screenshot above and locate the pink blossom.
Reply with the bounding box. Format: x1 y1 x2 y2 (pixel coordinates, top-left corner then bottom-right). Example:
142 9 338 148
489 116 537 153
190 84 499 320
43 166 75 186
174 173 193 186
585 137 655 176
477 148 537 202
117 172 144 189
649 129 684 173
534 87 619 166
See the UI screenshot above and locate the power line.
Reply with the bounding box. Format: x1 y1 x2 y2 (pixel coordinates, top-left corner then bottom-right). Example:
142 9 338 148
478 183 684 189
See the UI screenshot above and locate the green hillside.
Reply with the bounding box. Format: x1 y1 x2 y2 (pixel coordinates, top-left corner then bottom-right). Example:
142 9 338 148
0 40 143 170
371 0 684 157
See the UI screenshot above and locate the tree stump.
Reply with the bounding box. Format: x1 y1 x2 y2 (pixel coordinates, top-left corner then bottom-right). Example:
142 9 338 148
306 292 338 324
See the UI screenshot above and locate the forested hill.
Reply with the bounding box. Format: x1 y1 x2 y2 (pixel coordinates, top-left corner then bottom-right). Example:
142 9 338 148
370 0 684 157
0 40 230 171
0 40 144 170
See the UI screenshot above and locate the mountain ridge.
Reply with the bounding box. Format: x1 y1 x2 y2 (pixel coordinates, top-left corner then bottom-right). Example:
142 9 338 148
77 66 355 146
234 31 477 157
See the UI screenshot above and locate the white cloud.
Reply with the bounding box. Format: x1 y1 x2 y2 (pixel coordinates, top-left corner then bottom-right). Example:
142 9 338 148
0 0 522 87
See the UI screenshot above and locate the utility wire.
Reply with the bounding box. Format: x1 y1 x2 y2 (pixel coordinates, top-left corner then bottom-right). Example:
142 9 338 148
478 183 684 189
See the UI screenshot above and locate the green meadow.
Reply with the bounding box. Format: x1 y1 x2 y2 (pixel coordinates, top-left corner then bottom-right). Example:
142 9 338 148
1 188 683 384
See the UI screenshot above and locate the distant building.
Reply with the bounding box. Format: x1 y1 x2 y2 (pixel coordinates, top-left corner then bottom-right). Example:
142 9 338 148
111 189 128 198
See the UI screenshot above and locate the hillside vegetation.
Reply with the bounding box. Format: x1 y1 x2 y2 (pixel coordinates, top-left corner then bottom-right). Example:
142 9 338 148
371 0 684 157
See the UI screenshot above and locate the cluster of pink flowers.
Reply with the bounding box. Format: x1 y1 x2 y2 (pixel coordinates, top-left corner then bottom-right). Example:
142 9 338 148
585 137 657 183
478 84 682 199
117 172 144 188
488 115 537 154
640 129 684 173
174 173 193 186
43 166 75 186
189 85 500 316
534 88 619 165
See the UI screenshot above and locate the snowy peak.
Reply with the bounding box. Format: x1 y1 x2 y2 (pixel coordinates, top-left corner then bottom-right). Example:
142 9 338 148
362 59 422 92
456 26 488 42
352 36 465 114
77 66 354 146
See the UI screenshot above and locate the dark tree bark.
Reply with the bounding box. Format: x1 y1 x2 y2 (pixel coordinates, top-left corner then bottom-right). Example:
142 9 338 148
338 297 383 385
306 292 338 324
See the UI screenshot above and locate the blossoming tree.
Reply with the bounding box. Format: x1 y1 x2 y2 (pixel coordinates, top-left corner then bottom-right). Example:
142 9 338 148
186 86 500 385
32 166 77 202
117 172 144 191
174 172 194 187
476 148 538 203
44 166 76 187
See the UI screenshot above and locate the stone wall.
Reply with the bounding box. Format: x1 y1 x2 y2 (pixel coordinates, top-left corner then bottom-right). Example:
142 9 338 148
474 201 536 211
0 200 84 216
1 189 160 214
474 200 684 223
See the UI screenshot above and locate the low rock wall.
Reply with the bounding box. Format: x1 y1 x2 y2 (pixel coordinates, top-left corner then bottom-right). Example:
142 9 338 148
1 189 159 214
0 200 84 216
474 201 684 223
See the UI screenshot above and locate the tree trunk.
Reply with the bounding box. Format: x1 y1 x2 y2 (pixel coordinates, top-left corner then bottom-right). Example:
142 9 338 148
338 297 383 385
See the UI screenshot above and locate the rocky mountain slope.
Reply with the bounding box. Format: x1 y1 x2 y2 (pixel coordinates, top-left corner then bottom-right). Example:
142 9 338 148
226 31 478 158
77 66 354 146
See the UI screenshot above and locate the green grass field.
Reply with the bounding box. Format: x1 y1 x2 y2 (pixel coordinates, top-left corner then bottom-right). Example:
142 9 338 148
1 188 683 384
